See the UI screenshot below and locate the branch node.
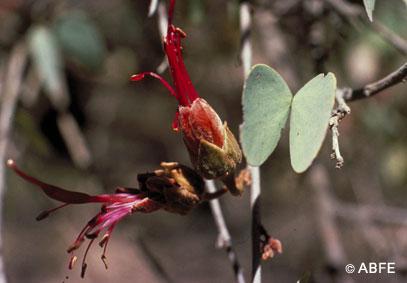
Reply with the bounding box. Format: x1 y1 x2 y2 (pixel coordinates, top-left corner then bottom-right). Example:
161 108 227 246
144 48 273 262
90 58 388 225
329 88 351 169
216 233 230 249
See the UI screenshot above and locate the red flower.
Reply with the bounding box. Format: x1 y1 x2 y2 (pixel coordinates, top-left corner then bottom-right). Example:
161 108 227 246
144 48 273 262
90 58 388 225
131 0 241 180
7 159 161 277
7 159 225 276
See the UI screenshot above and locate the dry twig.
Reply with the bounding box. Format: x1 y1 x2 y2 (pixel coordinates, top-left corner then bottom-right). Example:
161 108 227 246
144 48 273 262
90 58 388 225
238 1 264 282
330 62 407 168
205 180 246 283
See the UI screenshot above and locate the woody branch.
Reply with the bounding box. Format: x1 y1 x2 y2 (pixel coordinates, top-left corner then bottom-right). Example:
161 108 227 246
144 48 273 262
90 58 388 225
330 62 407 168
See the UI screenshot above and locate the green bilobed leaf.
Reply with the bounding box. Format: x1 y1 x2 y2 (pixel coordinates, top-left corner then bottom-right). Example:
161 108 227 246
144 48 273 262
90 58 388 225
28 26 64 100
289 73 336 173
363 0 376 22
54 11 106 71
241 64 292 166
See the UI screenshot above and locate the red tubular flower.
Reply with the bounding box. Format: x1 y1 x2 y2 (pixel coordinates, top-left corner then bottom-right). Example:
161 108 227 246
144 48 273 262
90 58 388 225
7 159 224 277
6 159 161 278
131 0 242 180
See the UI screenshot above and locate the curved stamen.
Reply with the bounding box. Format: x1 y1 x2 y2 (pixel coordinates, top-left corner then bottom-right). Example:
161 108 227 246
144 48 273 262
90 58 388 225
69 255 78 270
131 72 177 98
67 214 100 253
172 111 180 131
99 223 116 269
81 239 95 278
36 203 70 221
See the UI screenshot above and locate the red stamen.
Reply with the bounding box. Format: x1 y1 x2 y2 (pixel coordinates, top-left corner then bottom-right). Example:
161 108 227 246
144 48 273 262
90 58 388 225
81 239 95 278
69 255 78 270
67 216 99 253
131 72 177 98
99 223 116 270
172 111 180 131
165 25 199 106
36 203 70 221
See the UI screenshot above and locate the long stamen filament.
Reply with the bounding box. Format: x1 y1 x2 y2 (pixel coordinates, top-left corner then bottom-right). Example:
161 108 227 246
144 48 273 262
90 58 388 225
36 203 70 221
81 239 95 278
100 223 116 270
131 72 178 98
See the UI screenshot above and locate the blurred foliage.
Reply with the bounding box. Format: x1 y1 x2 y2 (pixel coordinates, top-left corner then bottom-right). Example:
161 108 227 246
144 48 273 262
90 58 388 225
53 10 106 72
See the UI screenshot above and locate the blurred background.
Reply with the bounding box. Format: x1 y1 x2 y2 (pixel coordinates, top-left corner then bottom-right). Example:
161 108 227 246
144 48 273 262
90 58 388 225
0 0 406 282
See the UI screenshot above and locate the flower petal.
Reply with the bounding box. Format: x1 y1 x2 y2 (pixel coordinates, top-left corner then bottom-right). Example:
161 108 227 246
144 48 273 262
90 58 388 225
7 159 141 204
7 159 95 204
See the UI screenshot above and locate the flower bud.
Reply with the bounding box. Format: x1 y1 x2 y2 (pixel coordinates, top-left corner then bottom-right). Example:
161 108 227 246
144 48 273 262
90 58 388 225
179 98 242 179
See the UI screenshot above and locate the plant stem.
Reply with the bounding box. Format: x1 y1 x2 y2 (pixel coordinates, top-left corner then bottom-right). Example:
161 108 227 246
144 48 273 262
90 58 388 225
343 62 407 102
330 62 406 167
239 1 260 282
205 180 246 283
249 166 261 283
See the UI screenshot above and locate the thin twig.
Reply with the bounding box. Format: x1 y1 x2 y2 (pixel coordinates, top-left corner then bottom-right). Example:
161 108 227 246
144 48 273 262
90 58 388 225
344 62 407 102
239 1 261 282
205 180 246 283
248 166 261 283
240 1 253 78
330 62 406 168
0 41 28 283
329 88 351 168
